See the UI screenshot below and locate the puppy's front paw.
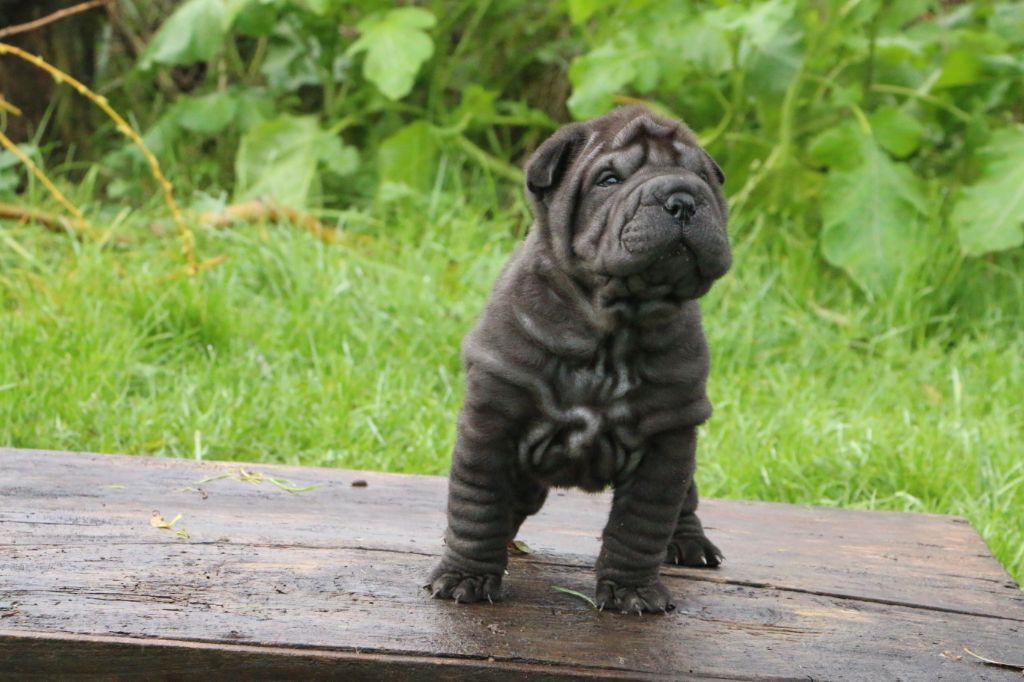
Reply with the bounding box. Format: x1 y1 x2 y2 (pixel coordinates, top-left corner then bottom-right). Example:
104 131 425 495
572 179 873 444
595 578 675 615
426 567 502 604
665 533 723 567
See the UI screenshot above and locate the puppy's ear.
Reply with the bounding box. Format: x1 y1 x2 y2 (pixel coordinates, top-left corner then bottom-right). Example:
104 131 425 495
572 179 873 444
526 124 586 197
703 149 725 185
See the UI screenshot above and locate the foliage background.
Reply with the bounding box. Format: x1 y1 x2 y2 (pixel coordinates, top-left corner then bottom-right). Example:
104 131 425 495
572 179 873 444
1 0 1021 581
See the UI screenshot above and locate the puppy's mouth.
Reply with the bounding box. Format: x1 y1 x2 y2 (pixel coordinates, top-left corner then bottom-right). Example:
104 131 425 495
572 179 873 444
657 242 688 262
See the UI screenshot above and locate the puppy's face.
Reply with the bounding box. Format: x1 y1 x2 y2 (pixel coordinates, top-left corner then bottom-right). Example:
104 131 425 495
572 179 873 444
527 106 731 300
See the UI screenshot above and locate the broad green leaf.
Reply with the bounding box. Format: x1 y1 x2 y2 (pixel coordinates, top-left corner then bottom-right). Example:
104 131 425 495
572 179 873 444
934 46 982 89
876 0 930 33
377 121 438 194
301 0 336 14
869 105 925 158
346 8 436 100
568 42 638 119
454 84 499 125
235 115 324 206
568 0 615 24
234 0 281 36
990 3 1024 46
176 92 238 134
807 122 861 170
821 136 928 293
260 29 323 91
708 0 802 96
318 136 359 178
952 127 1024 256
140 0 254 68
676 19 732 74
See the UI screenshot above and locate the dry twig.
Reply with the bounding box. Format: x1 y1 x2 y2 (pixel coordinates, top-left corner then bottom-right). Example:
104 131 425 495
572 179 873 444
200 200 376 250
0 0 112 40
0 201 91 234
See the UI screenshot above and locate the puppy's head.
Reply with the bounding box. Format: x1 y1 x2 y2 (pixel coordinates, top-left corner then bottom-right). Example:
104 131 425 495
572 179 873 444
526 106 730 301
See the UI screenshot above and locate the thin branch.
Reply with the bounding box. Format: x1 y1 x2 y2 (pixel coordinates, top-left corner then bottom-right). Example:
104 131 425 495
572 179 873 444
0 0 112 40
200 200 375 249
0 95 22 116
0 129 95 238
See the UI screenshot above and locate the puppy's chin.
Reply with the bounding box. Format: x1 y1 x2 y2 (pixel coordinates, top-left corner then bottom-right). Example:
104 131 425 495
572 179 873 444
593 244 710 298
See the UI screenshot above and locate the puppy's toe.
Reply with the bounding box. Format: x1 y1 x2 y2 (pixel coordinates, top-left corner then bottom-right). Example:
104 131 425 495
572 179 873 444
426 569 502 604
595 578 675 615
665 534 723 568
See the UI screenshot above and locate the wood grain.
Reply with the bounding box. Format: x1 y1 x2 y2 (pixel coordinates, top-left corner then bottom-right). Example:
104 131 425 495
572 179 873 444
1 448 1021 680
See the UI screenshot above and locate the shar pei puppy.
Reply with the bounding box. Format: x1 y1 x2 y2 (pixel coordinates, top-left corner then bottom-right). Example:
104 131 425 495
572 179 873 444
427 105 731 614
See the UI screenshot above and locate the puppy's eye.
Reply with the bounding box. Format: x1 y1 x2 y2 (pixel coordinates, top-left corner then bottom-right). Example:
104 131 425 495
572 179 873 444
697 169 709 183
596 172 621 187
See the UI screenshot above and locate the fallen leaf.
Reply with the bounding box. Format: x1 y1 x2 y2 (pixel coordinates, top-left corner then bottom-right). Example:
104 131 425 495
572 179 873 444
150 511 182 529
507 539 533 555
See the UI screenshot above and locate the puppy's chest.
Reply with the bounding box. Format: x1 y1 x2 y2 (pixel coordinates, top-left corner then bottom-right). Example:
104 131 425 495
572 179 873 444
517 335 648 490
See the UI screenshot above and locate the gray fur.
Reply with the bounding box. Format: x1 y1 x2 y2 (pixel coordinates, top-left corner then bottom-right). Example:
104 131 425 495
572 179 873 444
427 106 730 613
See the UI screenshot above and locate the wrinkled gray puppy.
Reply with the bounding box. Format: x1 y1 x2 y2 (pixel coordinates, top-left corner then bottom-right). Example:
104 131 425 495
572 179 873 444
427 105 731 614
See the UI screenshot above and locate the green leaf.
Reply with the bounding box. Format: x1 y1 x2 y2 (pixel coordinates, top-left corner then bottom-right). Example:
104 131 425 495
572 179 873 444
235 115 327 207
952 127 1024 256
869 105 925 158
990 3 1024 46
821 136 928 293
376 121 438 195
318 136 359 178
175 91 239 134
234 0 282 36
934 46 983 89
807 122 862 170
346 8 436 100
567 0 615 24
568 42 638 119
140 0 254 68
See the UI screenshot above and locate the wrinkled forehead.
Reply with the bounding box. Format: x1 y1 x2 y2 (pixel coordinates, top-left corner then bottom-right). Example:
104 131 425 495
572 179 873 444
576 116 702 176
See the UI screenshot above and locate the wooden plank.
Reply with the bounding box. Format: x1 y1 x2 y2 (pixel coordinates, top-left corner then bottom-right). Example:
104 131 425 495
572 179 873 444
3 449 1019 617
1 448 1022 680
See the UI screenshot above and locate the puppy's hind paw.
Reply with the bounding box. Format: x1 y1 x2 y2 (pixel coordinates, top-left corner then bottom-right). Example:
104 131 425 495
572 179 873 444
595 578 675 615
426 569 502 604
665 534 723 568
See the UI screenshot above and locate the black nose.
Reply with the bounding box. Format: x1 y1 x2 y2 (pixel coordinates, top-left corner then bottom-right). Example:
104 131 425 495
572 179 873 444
664 192 696 222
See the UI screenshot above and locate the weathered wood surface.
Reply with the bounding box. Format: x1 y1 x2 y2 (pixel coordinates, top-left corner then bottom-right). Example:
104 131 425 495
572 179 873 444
0 448 1021 680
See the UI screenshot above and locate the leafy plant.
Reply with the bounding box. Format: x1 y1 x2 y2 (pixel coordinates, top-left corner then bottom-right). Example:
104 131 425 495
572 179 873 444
566 0 1024 291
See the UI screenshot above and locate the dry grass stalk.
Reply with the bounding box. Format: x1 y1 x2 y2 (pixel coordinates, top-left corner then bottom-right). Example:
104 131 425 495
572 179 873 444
0 42 210 274
0 129 96 238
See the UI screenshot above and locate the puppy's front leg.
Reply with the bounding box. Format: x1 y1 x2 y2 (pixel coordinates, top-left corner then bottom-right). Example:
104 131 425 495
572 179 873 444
595 428 696 614
427 405 519 604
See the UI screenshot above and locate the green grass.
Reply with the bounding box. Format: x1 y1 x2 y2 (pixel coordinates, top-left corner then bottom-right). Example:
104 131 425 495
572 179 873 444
1 193 1021 584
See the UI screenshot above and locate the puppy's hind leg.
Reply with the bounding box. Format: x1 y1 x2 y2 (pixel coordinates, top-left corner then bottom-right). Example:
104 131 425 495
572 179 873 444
665 480 723 568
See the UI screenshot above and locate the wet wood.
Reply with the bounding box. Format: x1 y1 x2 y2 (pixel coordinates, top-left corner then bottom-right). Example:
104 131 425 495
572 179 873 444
1 448 1021 680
